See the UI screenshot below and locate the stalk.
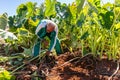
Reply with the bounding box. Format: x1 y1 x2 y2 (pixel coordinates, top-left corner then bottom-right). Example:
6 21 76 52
81 40 84 57
0 56 22 63
11 50 46 73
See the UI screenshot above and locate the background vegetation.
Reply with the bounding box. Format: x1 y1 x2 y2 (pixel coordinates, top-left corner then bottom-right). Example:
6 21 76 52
0 0 120 79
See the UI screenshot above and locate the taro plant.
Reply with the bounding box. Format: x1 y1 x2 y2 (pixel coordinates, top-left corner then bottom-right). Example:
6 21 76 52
0 13 8 30
0 29 18 54
84 0 120 60
1 0 120 61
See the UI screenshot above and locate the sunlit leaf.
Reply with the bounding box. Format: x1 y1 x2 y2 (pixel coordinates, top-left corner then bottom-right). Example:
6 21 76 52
0 70 15 80
115 0 120 7
76 13 85 27
69 3 77 23
17 28 28 35
103 3 113 11
115 22 120 29
45 0 56 17
80 31 89 40
96 35 102 43
76 0 85 13
0 29 17 40
0 13 8 30
26 2 37 17
16 4 27 16
114 7 120 19
21 47 32 57
99 11 114 29
87 0 98 14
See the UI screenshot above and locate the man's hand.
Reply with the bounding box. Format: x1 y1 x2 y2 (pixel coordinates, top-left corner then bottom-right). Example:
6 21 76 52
46 51 51 56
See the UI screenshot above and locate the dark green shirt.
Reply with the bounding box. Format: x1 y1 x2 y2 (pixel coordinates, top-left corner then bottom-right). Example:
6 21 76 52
35 19 58 52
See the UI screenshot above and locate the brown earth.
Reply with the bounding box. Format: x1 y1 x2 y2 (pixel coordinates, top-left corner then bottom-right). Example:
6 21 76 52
14 50 120 80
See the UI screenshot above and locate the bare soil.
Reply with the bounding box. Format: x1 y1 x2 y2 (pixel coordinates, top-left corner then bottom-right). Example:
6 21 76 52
14 50 120 80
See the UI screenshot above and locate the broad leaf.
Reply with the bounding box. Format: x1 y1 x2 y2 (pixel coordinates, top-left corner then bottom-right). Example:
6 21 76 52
16 4 27 16
115 0 120 7
76 0 85 13
0 13 8 30
0 29 17 40
69 3 77 24
26 2 37 17
45 0 56 17
115 22 120 29
80 31 89 40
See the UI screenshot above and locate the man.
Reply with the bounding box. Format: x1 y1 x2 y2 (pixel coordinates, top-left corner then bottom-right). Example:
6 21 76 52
32 19 62 56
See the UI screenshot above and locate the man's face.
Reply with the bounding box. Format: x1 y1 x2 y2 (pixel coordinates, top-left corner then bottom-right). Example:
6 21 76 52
46 23 54 33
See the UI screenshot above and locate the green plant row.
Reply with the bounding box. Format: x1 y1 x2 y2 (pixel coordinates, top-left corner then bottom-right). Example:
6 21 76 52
0 0 120 61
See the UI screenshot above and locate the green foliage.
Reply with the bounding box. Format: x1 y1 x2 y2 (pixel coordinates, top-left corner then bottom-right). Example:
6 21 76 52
80 31 89 40
26 2 38 17
8 1 39 32
0 29 17 40
0 70 15 80
20 47 32 57
0 29 18 54
1 0 120 62
23 18 39 33
99 3 114 29
1 1 120 80
115 0 120 7
76 0 85 13
0 13 8 30
0 55 22 62
69 3 77 23
87 0 99 14
45 0 56 17
8 16 17 32
16 4 27 16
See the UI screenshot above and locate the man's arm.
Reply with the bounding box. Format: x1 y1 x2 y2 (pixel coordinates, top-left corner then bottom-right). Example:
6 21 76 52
35 21 47 39
35 21 46 35
48 31 57 52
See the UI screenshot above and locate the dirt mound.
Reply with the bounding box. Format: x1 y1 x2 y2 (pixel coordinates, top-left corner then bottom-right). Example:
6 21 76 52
15 51 120 80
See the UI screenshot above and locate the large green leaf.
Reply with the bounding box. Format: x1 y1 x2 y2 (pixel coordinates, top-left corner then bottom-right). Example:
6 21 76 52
87 1 98 14
99 3 114 29
115 0 120 7
0 29 17 40
37 3 45 19
114 7 120 20
26 2 38 17
16 4 27 16
69 3 77 24
76 12 86 27
80 31 89 40
0 13 8 30
45 0 56 17
115 22 120 29
76 0 85 13
23 18 38 33
15 4 28 28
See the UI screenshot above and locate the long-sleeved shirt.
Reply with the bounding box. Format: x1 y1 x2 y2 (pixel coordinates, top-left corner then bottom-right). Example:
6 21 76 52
35 19 58 52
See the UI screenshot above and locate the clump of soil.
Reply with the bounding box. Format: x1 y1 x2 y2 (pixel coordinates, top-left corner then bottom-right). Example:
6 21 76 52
15 50 120 80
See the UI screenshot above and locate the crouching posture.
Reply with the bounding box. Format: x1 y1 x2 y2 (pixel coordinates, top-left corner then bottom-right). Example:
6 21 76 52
32 19 62 56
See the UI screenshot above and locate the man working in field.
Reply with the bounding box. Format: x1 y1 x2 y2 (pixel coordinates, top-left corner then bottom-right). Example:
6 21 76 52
32 19 62 56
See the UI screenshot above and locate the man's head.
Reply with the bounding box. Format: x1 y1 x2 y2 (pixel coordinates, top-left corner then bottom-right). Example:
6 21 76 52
46 23 55 33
